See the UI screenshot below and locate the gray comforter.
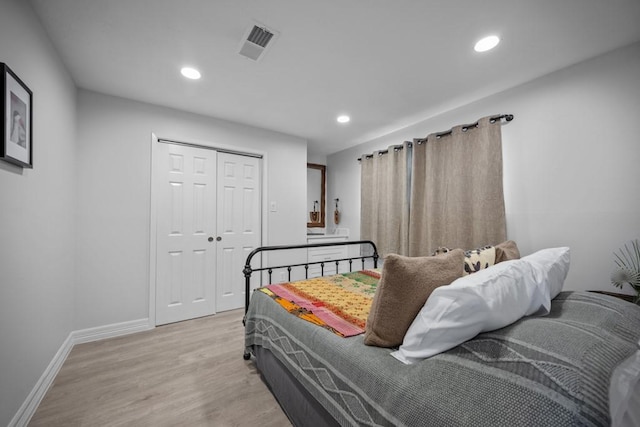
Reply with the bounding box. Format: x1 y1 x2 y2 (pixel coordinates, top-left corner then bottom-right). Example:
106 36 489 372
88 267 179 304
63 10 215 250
245 291 640 427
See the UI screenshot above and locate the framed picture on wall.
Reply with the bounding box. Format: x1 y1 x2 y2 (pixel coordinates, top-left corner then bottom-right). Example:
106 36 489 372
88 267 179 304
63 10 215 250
1 63 33 168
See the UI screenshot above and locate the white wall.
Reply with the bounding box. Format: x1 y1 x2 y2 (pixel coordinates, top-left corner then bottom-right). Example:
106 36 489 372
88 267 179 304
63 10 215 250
0 0 77 424
75 90 308 329
307 152 327 165
328 42 640 293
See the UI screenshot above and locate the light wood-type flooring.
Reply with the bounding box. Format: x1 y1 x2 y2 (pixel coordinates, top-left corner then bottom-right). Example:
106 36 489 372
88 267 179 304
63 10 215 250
29 309 291 426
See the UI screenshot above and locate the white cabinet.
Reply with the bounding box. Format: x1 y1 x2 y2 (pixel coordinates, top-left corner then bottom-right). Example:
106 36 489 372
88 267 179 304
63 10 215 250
306 235 348 278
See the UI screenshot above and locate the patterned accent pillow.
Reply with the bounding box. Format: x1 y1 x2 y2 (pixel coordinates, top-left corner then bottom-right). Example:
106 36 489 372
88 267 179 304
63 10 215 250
431 247 452 256
463 245 496 275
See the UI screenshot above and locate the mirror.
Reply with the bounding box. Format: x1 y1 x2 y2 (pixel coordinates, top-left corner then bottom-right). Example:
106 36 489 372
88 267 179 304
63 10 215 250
307 163 326 228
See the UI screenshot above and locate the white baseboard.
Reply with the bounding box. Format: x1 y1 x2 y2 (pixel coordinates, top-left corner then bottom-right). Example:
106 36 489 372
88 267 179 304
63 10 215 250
9 333 74 427
9 318 153 427
71 318 153 345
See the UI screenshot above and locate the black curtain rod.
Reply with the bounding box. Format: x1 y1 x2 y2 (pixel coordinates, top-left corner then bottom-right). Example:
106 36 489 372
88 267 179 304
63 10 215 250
414 113 513 143
357 114 513 161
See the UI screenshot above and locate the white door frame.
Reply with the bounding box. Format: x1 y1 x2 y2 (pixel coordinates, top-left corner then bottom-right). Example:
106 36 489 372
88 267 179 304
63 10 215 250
148 132 268 327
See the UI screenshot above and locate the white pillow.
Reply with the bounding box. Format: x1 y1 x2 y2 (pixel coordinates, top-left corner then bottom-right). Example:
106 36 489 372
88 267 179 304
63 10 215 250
391 247 570 364
522 246 571 302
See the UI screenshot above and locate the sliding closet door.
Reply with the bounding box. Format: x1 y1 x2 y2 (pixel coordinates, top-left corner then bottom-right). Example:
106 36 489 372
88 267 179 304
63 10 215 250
215 152 261 312
155 142 217 325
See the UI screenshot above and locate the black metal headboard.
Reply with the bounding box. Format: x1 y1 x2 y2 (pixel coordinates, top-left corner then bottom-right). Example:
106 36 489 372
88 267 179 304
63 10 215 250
242 240 379 314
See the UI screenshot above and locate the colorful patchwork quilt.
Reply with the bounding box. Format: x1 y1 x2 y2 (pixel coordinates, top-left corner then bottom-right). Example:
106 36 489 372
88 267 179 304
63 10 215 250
257 269 380 337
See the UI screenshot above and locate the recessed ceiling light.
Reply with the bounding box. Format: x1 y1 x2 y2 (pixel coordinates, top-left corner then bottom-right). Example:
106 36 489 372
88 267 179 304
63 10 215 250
180 67 201 80
337 115 350 123
474 35 500 52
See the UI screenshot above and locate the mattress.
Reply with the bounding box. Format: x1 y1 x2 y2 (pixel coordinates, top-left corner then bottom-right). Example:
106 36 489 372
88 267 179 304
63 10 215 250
245 290 640 426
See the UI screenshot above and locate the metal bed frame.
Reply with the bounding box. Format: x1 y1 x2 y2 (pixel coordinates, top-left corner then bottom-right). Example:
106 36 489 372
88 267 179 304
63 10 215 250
242 239 379 359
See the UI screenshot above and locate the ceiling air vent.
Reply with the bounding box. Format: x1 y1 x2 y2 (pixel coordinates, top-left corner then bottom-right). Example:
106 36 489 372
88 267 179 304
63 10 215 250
239 24 278 61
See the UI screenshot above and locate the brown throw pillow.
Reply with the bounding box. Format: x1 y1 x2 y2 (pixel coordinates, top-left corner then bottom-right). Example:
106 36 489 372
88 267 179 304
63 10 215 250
364 249 465 348
494 240 520 263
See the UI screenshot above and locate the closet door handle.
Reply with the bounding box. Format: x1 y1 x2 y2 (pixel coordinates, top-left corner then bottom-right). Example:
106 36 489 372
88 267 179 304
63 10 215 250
208 237 214 242
216 236 222 242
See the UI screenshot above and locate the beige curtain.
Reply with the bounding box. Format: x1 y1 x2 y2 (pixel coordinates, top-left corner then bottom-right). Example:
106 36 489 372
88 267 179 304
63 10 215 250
408 116 506 256
360 142 410 256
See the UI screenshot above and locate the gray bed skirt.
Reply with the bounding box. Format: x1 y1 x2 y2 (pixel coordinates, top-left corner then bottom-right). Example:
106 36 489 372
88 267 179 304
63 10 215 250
252 345 340 427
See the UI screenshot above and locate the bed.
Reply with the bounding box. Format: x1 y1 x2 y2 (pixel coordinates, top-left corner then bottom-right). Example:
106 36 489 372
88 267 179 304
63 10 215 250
243 240 640 427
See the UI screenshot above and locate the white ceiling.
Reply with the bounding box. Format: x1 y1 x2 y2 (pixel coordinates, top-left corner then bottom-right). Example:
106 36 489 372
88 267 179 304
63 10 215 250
30 0 640 155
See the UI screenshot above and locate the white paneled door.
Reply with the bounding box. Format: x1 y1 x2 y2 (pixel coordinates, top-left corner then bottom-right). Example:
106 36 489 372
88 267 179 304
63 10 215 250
156 143 217 325
216 152 261 312
155 142 262 325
